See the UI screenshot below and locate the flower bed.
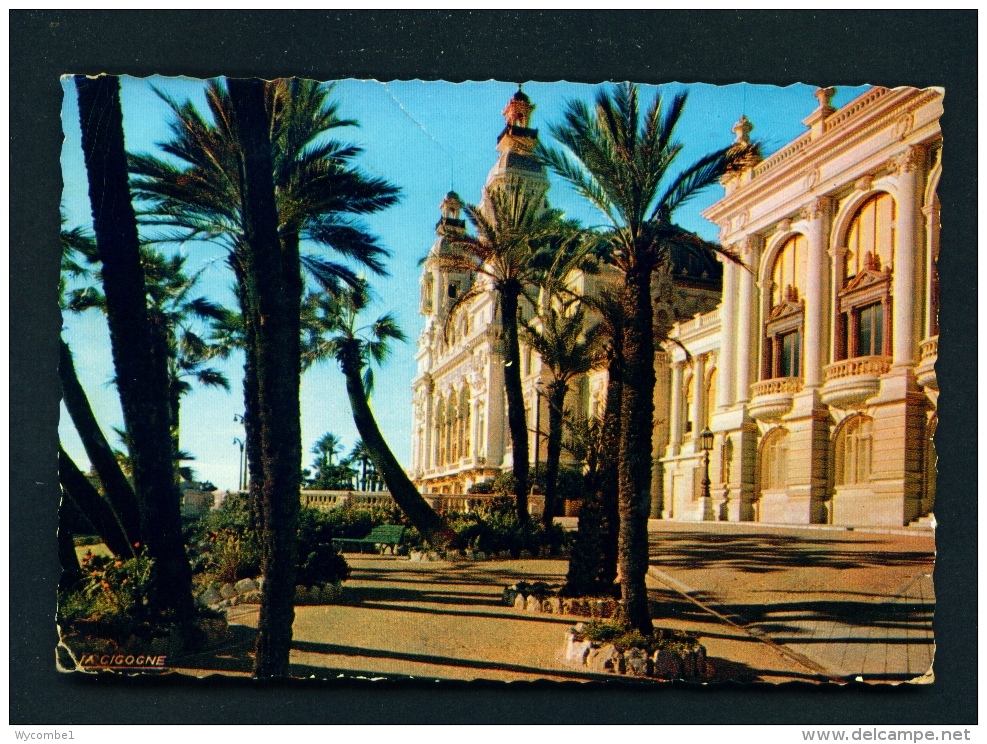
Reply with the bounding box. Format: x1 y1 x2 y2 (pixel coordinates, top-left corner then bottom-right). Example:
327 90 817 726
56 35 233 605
563 621 710 680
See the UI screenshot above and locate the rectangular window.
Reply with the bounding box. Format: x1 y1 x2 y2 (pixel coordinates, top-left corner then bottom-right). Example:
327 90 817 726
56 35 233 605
780 331 801 377
857 303 883 356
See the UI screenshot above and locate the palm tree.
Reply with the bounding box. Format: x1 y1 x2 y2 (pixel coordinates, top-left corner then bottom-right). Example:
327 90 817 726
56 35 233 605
313 432 343 469
348 439 373 491
75 75 194 624
130 77 399 534
64 246 231 458
226 76 300 678
521 299 605 529
305 284 449 544
436 178 580 523
540 83 747 633
561 290 625 597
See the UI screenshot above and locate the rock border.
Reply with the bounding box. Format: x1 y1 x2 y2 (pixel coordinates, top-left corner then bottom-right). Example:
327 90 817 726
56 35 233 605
196 577 345 609
562 623 710 680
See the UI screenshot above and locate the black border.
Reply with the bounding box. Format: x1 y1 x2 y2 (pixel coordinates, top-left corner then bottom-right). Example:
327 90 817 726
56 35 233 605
10 10 977 724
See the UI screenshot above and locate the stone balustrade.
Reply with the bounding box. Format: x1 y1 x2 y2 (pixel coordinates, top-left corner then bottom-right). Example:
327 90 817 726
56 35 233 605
747 376 802 422
920 336 938 360
820 355 892 409
823 355 893 382
750 377 803 398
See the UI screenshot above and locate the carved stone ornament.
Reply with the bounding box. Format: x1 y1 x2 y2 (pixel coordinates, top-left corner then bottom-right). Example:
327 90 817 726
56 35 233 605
893 112 915 141
808 195 832 220
777 218 792 235
803 167 820 191
855 174 873 192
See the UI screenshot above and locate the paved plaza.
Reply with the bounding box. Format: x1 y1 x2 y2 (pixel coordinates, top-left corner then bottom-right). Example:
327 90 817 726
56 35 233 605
176 523 935 684
646 522 935 683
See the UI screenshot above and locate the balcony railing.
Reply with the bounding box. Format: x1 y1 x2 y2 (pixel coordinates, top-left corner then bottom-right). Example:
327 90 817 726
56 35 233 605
920 336 938 361
820 355 892 409
824 355 893 382
750 377 803 398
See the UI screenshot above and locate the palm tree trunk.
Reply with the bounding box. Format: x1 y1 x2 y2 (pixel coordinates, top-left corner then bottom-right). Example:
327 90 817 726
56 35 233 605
618 264 656 634
541 380 567 529
339 347 450 545
59 338 142 546
599 351 623 588
58 446 134 558
230 261 266 534
228 77 302 679
75 76 193 624
499 287 530 523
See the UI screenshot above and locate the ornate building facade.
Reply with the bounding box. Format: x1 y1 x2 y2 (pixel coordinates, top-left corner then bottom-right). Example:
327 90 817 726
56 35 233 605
661 85 941 526
411 85 941 527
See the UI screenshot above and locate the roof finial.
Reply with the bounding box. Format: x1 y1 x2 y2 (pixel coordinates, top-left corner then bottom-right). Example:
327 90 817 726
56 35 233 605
732 115 754 145
815 86 836 111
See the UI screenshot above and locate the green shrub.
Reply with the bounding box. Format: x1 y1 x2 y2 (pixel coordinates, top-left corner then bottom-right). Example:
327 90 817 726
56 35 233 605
578 619 699 654
444 508 570 557
295 508 353 586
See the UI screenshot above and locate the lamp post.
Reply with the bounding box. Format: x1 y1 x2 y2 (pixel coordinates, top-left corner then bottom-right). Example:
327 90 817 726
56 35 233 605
699 427 714 505
233 437 246 492
233 413 247 490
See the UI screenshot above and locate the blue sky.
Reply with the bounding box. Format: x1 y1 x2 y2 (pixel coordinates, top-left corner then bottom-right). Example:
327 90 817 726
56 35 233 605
59 77 869 490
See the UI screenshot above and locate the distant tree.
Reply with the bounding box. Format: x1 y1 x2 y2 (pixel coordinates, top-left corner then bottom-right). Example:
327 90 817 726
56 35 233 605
438 178 581 523
521 299 605 528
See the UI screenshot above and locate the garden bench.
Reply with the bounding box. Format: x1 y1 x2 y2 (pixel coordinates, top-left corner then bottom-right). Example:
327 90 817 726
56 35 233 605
332 524 405 554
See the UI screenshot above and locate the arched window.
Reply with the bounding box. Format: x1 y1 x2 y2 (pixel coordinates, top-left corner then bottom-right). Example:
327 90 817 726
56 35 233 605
833 415 874 486
460 386 471 459
759 427 789 492
435 396 446 466
763 235 806 380
523 346 532 377
447 396 458 462
421 273 434 314
836 193 895 360
704 369 717 428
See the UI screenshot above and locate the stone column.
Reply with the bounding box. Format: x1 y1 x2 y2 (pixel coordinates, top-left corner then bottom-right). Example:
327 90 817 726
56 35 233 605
669 362 685 454
691 354 706 444
736 238 758 403
804 197 831 388
922 203 939 338
717 259 738 410
893 146 923 368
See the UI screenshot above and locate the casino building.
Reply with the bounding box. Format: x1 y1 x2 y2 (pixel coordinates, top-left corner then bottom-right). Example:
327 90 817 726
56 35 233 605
411 85 942 527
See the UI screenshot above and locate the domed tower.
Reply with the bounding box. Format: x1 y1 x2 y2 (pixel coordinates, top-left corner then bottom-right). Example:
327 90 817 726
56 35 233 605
481 86 550 212
420 191 472 325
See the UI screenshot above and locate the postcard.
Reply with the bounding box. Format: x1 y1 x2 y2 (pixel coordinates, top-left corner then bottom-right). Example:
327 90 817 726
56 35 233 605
56 75 940 683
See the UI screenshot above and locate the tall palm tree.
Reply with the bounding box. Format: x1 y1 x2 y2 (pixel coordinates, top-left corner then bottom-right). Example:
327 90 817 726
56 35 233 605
436 178 580 523
226 76 300 678
540 83 747 633
521 299 605 529
75 75 194 624
130 77 400 532
305 284 449 544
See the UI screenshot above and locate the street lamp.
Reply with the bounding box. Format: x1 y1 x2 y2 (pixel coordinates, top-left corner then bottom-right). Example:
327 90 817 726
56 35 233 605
699 427 714 504
233 437 246 491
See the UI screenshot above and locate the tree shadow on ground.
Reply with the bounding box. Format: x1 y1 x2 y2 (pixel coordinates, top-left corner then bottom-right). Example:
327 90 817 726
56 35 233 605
649 531 934 574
